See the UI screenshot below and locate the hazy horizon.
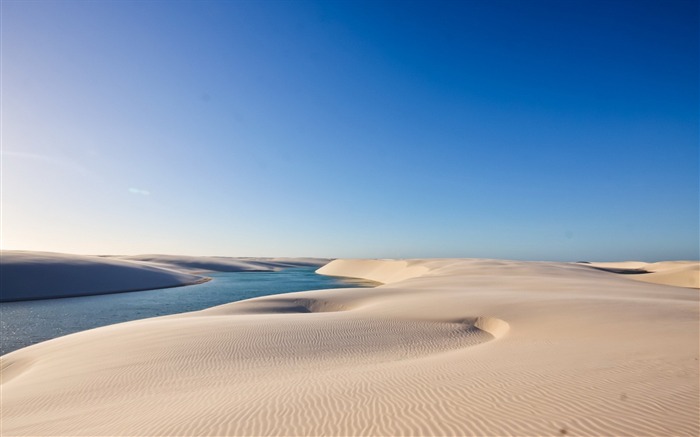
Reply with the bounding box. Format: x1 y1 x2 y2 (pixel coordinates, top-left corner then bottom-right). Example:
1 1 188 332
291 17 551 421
2 0 698 261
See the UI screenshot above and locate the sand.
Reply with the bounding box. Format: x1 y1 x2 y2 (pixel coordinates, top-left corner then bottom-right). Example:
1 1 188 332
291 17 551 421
0 251 206 302
1 258 698 436
0 251 330 302
110 254 329 274
585 260 700 288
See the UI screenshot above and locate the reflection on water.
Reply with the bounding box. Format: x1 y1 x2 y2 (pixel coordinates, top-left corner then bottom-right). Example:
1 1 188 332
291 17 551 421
0 267 376 355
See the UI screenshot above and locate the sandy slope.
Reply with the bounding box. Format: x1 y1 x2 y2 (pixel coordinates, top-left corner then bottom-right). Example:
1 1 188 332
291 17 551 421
1 258 698 436
0 251 206 302
0 252 330 302
110 254 329 274
585 260 700 288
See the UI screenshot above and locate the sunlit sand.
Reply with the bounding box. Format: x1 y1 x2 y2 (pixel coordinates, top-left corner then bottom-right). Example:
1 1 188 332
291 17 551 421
1 256 697 436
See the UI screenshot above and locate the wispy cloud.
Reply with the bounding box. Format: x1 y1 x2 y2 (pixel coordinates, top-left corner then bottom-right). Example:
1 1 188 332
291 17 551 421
128 188 150 196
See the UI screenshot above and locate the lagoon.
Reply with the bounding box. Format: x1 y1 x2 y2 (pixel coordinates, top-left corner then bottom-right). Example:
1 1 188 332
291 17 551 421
0 267 374 355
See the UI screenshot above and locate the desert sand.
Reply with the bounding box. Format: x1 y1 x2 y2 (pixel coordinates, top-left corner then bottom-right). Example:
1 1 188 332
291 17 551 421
110 254 329 273
0 251 206 302
585 260 700 288
0 251 329 301
1 258 698 436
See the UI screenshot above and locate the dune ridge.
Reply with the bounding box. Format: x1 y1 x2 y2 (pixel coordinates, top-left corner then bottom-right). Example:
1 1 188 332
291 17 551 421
0 251 207 302
0 251 330 302
1 258 698 436
317 258 430 284
110 254 329 274
584 260 700 288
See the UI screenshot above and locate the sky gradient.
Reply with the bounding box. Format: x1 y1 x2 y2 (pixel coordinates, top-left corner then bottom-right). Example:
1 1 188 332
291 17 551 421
2 0 698 260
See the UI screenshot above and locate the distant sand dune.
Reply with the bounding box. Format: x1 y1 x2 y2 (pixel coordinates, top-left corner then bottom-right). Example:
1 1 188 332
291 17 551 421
110 254 329 273
1 258 698 436
0 251 206 302
317 258 430 283
584 260 699 288
0 251 331 302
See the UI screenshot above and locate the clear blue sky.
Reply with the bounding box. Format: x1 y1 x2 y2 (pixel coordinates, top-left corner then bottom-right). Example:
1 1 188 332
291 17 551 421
2 0 698 260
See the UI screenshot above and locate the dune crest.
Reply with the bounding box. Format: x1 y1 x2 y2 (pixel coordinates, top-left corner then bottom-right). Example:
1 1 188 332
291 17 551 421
584 260 699 288
0 251 207 302
0 251 332 302
110 254 329 274
317 258 430 284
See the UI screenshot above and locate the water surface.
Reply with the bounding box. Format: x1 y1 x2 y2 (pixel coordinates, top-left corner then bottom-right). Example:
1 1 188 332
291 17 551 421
0 267 375 355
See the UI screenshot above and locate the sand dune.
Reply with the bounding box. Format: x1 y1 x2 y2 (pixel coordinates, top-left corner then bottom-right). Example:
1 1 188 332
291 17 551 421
317 258 430 283
0 252 330 302
0 251 207 302
1 258 698 436
110 254 329 274
584 260 700 288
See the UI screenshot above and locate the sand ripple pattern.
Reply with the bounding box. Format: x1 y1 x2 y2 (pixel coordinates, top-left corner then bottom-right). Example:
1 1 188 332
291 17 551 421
1 312 505 435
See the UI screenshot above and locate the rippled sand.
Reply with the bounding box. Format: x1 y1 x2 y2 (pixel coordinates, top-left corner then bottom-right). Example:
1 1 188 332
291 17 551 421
2 258 698 436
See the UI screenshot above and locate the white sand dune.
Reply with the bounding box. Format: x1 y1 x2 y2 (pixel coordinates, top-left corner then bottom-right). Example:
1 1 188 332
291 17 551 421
0 252 329 302
0 251 207 302
110 254 329 274
1 258 698 436
584 260 700 288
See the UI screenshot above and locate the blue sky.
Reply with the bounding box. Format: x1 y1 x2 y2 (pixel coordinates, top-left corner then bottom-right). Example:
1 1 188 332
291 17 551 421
2 0 698 260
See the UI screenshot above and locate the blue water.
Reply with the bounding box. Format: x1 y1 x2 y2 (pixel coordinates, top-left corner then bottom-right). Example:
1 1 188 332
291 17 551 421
0 267 375 355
